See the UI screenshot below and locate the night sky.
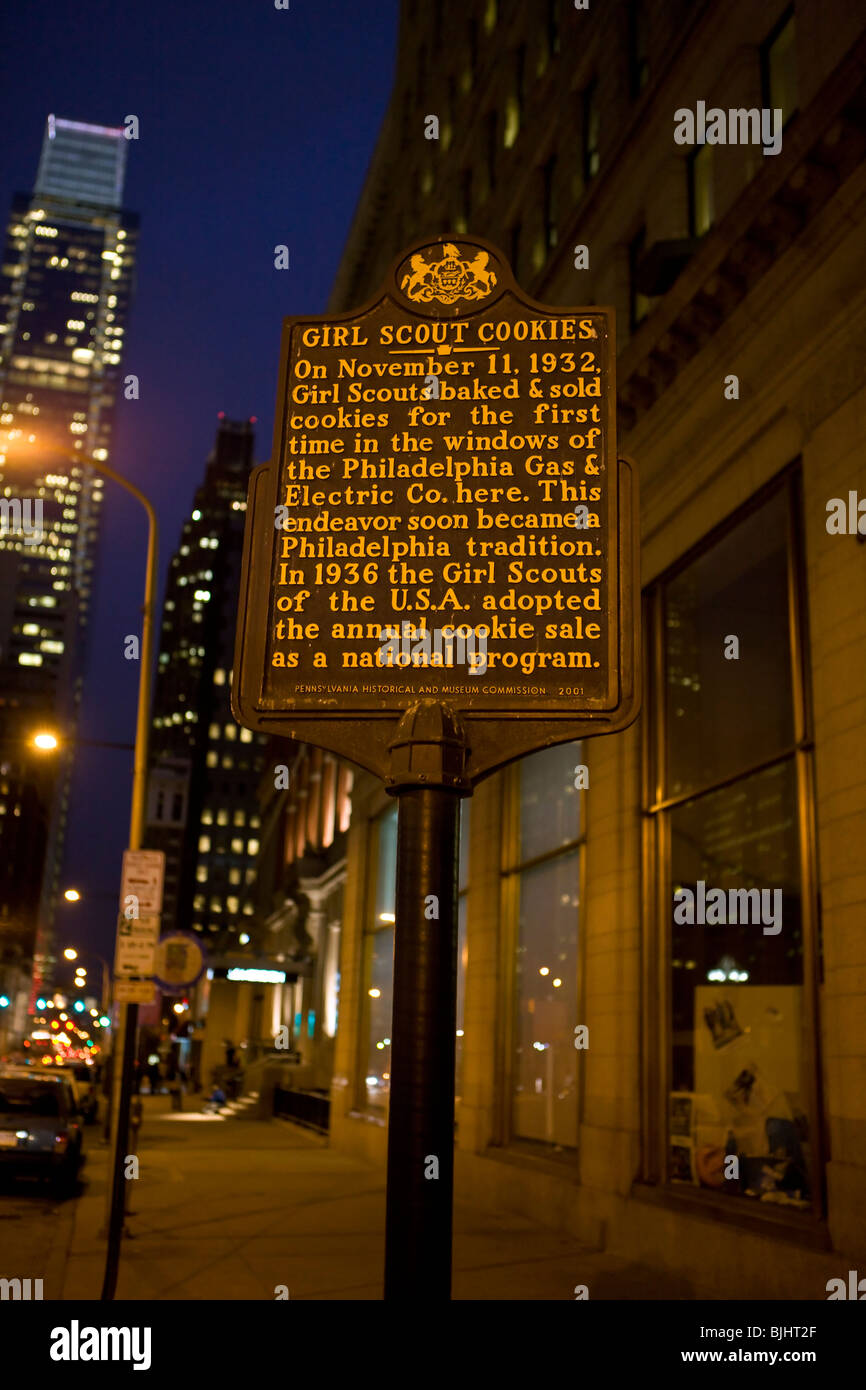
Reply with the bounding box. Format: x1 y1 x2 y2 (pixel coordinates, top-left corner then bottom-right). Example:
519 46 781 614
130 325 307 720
0 0 399 970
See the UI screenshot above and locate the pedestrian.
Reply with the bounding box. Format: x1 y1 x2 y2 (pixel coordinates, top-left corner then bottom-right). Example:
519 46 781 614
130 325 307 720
205 1083 226 1113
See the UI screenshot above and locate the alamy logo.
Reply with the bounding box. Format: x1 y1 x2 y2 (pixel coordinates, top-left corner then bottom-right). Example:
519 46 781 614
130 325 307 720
0 497 43 545
674 102 782 157
826 1270 866 1299
50 1321 152 1371
0 1277 43 1299
673 881 782 935
377 620 488 674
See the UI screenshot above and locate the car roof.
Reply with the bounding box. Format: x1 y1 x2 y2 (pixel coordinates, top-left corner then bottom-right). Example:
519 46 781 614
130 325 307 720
0 1068 67 1084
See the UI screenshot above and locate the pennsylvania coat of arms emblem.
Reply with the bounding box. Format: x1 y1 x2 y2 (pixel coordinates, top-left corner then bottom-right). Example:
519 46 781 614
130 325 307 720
400 242 497 306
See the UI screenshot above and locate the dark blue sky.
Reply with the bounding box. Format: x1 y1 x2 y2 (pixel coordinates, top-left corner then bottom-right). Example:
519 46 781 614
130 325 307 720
0 0 399 968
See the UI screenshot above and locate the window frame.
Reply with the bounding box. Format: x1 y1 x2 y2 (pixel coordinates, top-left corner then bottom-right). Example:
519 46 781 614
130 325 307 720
640 464 825 1225
687 144 715 239
761 6 798 129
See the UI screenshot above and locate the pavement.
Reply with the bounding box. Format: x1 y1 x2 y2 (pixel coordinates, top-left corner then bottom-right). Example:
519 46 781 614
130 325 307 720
7 1091 686 1300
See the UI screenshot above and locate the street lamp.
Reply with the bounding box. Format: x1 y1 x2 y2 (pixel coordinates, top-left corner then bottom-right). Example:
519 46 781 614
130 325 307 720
61 944 111 1015
3 434 157 1296
63 889 81 903
31 730 135 754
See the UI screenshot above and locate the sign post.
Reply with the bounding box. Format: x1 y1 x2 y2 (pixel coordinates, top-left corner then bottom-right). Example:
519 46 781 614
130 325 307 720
233 235 639 1299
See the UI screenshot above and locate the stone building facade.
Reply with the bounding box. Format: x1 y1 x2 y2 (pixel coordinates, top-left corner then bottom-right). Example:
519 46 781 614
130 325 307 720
314 0 865 1297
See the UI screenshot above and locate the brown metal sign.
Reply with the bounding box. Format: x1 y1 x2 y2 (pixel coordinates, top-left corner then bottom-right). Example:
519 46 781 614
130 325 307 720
233 234 639 781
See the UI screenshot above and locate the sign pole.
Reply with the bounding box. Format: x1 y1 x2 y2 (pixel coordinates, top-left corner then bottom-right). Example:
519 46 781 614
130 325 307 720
383 703 469 1300
101 490 159 1301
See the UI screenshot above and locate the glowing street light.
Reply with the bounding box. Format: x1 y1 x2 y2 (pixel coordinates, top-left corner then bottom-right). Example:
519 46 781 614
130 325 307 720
64 889 81 903
33 731 59 751
63 948 78 961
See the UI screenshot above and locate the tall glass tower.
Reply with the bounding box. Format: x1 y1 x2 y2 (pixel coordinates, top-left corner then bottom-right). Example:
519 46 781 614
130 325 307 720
145 417 267 952
0 116 138 1013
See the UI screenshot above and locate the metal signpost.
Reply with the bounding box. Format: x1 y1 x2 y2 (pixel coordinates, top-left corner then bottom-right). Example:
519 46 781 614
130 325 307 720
102 849 163 1293
232 235 640 1300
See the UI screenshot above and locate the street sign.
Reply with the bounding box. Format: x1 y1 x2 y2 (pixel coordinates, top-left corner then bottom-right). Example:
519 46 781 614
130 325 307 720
119 849 165 916
233 234 638 782
114 914 160 978
152 931 207 993
113 978 155 1005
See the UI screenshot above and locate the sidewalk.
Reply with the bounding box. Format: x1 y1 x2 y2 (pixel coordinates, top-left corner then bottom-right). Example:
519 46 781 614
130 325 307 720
62 1093 688 1300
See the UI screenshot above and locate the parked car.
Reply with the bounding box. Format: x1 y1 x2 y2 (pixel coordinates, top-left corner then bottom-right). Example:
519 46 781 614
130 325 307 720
0 1069 83 1195
58 1063 100 1124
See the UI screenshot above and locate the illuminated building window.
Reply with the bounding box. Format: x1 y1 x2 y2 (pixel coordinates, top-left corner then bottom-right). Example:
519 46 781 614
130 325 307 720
503 45 525 149
233 810 245 827
196 866 207 883
688 146 714 238
224 723 237 741
364 806 397 1113
206 752 218 768
231 838 243 854
644 471 816 1210
762 8 798 128
582 79 600 182
229 868 241 885
227 896 239 914
239 728 253 743
247 839 259 856
198 835 211 853
201 809 213 825
208 723 220 740
217 809 229 826
505 743 582 1148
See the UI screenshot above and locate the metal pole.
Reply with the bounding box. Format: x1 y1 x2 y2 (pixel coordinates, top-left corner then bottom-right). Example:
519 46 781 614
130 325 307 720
383 701 469 1302
384 787 461 1299
99 467 158 1301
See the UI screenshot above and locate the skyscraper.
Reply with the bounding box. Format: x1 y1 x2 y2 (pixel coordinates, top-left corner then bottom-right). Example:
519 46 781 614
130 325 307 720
0 116 138 1004
145 417 267 952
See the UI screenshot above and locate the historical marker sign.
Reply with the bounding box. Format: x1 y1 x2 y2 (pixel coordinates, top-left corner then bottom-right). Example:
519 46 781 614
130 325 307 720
233 235 638 781
232 234 640 1301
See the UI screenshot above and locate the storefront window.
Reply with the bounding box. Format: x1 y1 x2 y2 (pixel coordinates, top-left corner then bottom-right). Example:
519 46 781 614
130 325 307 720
646 472 818 1211
508 741 583 1149
456 800 470 1101
364 799 470 1113
364 805 397 1111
